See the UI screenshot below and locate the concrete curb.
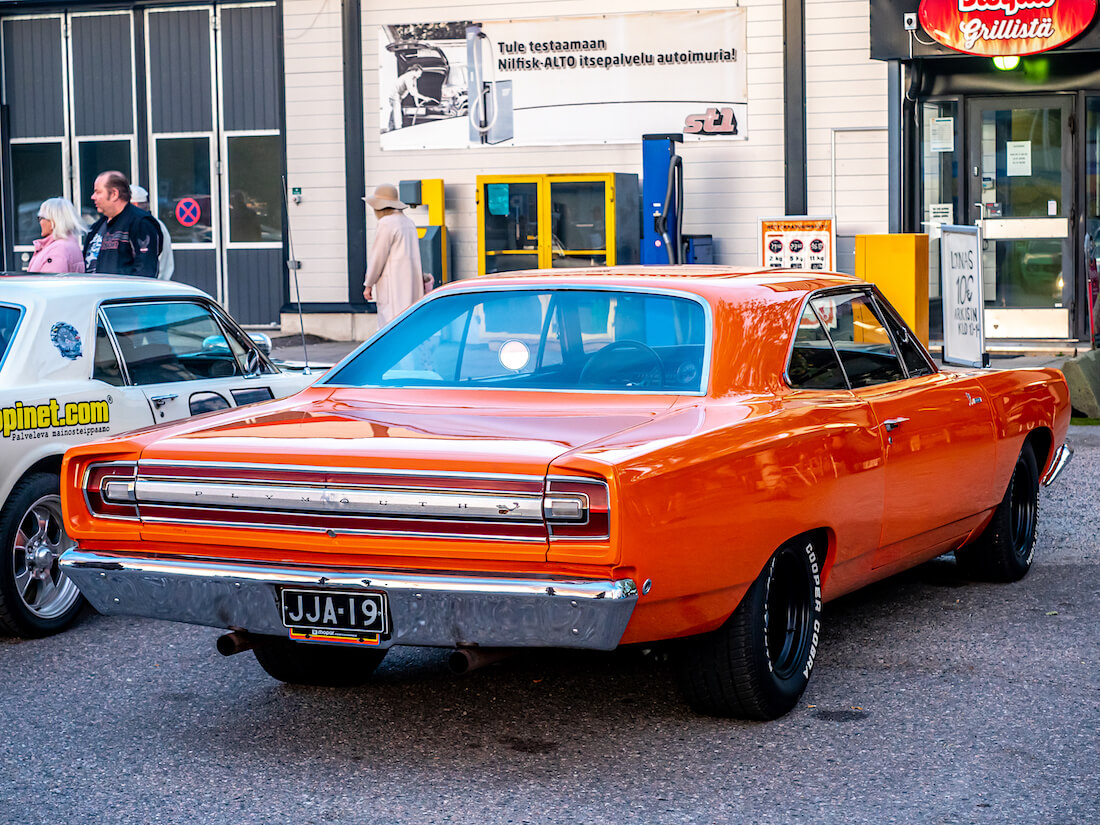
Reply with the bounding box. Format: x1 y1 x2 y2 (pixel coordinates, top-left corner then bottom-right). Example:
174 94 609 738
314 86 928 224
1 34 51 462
1062 349 1100 418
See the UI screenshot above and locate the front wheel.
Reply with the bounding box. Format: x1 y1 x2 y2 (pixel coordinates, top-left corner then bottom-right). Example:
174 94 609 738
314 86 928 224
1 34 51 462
253 637 387 686
955 442 1040 582
0 472 84 637
676 539 823 720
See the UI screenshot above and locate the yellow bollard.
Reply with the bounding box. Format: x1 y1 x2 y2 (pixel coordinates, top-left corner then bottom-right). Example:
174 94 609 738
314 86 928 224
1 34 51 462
855 234 930 347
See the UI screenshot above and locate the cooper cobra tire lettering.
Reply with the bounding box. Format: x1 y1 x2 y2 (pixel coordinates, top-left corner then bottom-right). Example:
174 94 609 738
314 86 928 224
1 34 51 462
803 541 822 679
676 536 824 720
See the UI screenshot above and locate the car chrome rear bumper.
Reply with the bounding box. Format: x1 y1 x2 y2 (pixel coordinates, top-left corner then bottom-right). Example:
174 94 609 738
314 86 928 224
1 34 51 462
59 549 637 651
1041 442 1073 487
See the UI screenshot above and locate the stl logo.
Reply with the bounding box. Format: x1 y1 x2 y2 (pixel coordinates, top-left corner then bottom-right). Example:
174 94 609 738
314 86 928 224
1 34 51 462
684 107 738 136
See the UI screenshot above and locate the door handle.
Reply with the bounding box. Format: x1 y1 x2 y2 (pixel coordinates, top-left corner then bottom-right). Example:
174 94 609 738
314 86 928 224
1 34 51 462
883 417 909 432
150 394 178 409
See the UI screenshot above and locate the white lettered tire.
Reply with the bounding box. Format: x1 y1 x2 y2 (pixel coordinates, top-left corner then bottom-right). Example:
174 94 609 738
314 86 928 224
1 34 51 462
677 538 824 719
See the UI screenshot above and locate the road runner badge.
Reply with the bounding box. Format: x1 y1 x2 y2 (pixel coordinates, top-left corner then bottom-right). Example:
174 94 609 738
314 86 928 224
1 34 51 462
50 322 82 359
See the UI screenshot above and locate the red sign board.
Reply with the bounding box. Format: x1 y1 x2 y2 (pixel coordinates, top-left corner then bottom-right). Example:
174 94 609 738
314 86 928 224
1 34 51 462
918 0 1098 56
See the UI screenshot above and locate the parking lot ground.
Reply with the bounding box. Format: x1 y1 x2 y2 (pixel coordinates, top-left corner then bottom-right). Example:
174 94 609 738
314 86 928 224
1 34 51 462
1 438 1096 824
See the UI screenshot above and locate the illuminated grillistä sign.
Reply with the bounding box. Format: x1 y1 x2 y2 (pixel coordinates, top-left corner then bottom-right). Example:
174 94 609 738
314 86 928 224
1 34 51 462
918 0 1098 56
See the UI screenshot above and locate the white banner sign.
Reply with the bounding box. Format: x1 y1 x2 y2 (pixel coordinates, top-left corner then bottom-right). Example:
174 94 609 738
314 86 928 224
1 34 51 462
379 10 747 150
940 225 986 368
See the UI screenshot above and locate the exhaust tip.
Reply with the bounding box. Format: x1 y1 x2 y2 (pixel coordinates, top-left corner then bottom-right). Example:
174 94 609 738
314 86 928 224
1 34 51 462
448 647 511 675
216 631 255 657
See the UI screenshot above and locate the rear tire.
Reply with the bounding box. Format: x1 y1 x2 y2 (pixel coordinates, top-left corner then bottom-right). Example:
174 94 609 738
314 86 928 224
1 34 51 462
955 442 1039 583
253 637 387 686
677 539 823 720
0 473 84 637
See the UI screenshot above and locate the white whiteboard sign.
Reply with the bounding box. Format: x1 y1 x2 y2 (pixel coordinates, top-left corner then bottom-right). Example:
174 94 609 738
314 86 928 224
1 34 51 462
940 225 986 368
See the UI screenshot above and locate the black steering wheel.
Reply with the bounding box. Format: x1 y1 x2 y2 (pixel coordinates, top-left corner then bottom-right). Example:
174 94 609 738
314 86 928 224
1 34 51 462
579 340 663 388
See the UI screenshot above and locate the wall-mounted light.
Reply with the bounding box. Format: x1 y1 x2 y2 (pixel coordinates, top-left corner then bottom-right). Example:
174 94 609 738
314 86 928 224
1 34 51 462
992 55 1020 71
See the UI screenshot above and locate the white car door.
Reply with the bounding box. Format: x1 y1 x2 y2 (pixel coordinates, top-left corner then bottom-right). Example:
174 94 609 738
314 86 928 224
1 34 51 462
100 299 307 424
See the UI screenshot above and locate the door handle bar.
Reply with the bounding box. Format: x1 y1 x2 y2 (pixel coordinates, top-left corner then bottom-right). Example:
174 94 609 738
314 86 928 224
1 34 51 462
883 417 909 432
150 394 178 409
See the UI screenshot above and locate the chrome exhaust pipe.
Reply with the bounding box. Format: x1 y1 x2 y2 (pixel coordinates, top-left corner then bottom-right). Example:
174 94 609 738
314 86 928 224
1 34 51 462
448 647 512 674
216 630 257 657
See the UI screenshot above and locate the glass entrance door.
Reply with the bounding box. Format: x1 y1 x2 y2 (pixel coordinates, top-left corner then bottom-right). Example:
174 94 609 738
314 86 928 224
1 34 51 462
966 97 1073 339
146 3 284 324
1 12 138 267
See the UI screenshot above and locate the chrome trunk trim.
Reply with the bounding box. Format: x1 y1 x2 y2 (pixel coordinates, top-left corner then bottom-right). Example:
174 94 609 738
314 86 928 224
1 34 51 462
125 479 548 522
59 550 637 651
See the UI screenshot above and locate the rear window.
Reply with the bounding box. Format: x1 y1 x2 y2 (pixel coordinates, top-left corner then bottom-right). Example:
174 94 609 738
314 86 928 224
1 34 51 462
326 288 709 393
0 305 22 371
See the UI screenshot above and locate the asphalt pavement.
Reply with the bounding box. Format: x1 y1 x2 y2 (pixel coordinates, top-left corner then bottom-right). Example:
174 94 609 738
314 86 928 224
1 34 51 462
0 426 1097 824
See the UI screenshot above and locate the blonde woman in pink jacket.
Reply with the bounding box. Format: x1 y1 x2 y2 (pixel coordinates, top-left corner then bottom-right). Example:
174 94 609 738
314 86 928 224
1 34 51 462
27 197 87 273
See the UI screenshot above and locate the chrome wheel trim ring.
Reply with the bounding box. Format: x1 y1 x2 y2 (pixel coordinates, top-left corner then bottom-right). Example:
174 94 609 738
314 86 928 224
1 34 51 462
12 493 81 620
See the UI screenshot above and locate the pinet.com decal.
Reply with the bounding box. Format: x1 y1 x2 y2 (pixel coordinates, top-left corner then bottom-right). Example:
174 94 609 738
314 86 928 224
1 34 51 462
2 398 111 441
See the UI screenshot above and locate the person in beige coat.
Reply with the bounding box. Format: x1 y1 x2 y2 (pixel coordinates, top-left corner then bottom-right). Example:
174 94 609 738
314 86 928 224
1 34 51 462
363 183 425 326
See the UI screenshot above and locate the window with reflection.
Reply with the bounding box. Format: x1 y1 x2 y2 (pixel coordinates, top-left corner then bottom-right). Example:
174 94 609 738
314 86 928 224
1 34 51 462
787 305 846 390
0 306 23 372
227 135 283 243
11 143 63 246
483 182 539 274
102 301 263 385
93 319 124 386
79 140 132 225
325 289 708 393
921 100 960 341
156 137 212 244
812 292 905 387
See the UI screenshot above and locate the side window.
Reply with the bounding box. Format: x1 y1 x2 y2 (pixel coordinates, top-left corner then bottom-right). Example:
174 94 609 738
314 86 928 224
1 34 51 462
812 292 905 387
877 299 936 378
788 305 847 390
92 318 124 386
0 305 21 370
102 301 243 386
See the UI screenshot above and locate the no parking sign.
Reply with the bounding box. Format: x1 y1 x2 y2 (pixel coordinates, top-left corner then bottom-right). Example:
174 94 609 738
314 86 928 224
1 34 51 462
175 197 202 227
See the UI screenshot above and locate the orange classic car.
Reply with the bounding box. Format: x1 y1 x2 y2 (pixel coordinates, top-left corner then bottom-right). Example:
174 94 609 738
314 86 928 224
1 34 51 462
59 267 1072 719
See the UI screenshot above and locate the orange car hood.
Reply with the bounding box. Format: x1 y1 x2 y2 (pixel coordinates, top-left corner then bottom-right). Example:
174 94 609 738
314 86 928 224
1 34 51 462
135 392 684 477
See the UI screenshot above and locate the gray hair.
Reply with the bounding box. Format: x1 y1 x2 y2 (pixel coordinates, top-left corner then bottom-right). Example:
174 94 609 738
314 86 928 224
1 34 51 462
38 197 88 240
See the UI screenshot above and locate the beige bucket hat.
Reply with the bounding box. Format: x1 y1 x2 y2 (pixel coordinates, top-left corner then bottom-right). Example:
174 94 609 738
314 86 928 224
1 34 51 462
365 182 407 210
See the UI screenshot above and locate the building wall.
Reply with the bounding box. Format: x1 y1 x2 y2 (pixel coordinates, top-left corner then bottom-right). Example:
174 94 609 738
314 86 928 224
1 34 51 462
282 0 891 339
805 0 891 272
283 0 348 306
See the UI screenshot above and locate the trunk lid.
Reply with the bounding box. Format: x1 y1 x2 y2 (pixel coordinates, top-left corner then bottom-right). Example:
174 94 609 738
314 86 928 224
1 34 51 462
131 391 676 563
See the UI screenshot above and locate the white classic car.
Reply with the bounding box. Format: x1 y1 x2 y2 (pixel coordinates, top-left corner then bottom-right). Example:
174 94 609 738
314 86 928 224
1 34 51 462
0 275 314 636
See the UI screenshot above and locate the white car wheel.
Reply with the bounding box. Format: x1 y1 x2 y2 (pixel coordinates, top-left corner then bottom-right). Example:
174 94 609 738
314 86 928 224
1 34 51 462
0 473 84 637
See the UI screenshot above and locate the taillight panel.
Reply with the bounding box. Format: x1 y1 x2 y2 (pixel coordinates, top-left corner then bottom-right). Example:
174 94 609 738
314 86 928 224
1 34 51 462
545 477 610 540
83 462 139 519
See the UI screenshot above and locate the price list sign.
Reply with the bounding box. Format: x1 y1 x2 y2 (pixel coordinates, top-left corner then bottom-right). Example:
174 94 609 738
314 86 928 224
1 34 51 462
759 217 835 271
940 224 987 368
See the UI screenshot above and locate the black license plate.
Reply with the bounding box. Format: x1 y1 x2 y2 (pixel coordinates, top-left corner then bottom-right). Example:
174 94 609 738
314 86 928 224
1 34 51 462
280 588 388 642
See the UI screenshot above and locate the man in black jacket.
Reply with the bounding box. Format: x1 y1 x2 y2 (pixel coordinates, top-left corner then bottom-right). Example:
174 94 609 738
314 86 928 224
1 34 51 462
83 171 162 277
